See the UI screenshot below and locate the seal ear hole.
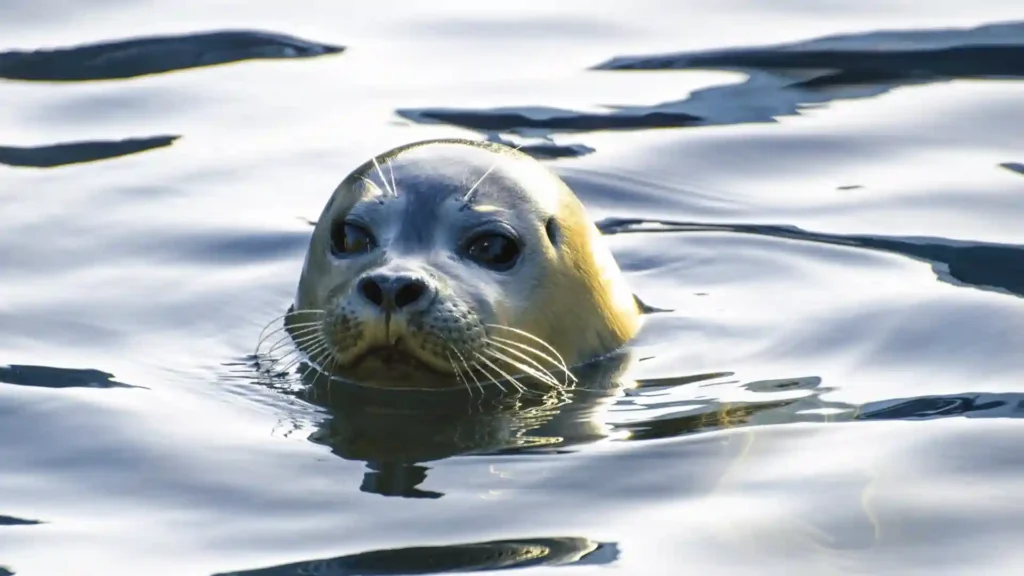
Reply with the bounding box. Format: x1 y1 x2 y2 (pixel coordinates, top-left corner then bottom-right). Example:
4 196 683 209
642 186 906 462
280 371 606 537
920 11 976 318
545 217 560 248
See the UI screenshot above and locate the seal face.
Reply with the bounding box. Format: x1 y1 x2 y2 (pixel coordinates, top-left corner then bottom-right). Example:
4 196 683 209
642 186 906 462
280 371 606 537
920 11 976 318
290 138 642 390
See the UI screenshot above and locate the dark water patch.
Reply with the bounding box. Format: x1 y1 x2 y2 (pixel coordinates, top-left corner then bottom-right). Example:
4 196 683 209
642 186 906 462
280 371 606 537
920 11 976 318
596 217 1024 298
518 142 595 159
0 30 344 82
632 371 736 390
0 515 43 526
0 364 145 389
399 21 1024 139
213 537 615 575
0 135 178 168
395 106 702 135
1000 162 1024 176
856 392 1024 421
360 462 443 500
594 21 1024 80
0 566 12 576
589 21 1024 128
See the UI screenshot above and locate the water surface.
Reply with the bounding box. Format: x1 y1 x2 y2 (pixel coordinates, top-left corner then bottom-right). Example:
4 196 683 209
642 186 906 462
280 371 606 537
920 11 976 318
2 2 1023 575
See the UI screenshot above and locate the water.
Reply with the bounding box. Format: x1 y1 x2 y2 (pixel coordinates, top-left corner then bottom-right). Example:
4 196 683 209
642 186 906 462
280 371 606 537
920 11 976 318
2 2 1023 574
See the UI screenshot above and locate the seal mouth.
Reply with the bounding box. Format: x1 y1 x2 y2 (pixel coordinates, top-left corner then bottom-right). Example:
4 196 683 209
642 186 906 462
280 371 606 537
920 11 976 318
349 340 445 374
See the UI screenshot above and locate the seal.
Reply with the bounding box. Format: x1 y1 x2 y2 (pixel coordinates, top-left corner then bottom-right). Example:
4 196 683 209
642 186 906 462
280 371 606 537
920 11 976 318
284 138 642 391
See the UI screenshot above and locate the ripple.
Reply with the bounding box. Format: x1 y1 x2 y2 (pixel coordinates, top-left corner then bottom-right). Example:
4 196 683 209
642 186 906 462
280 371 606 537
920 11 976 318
0 135 178 168
0 30 344 82
214 537 615 575
397 20 1024 145
596 217 1024 298
618 373 1024 442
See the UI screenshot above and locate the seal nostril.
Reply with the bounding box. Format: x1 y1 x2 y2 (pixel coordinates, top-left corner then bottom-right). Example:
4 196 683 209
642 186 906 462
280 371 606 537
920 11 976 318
394 280 427 309
357 277 384 307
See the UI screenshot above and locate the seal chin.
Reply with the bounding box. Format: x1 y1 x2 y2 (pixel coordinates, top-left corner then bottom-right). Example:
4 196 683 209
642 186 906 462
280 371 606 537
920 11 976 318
332 339 463 390
349 342 449 374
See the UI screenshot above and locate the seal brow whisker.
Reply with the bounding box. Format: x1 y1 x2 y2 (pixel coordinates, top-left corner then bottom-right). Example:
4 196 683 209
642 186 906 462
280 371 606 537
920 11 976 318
461 142 525 204
371 156 396 197
386 159 398 198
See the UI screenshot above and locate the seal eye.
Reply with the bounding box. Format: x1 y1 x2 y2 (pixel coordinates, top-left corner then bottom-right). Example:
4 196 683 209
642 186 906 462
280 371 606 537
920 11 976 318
330 221 376 257
465 233 520 271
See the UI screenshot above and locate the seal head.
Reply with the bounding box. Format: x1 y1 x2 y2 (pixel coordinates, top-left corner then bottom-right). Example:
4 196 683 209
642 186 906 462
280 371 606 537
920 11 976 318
290 138 641 390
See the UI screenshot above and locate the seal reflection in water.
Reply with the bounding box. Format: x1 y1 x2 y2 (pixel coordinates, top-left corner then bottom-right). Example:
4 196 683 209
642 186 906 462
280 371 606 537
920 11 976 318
278 138 643 392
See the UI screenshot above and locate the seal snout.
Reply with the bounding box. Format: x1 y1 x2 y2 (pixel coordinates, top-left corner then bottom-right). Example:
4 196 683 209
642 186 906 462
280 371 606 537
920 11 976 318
356 272 435 313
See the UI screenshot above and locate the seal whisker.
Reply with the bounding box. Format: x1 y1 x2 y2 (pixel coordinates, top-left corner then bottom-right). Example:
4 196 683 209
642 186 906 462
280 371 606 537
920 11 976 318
483 338 564 388
469 355 509 394
483 347 561 390
262 324 321 347
486 330 578 385
358 175 389 204
265 329 324 358
473 352 538 397
386 158 398 198
297 340 333 379
279 335 329 370
300 344 331 381
461 141 525 204
255 318 324 355
448 345 485 396
257 309 325 342
445 351 472 397
371 156 396 197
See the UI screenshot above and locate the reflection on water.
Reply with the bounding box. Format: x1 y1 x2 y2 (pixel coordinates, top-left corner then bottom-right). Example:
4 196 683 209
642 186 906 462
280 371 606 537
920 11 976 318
0 516 42 527
1001 162 1024 176
398 20 1024 147
0 135 179 168
596 217 1024 299
245 350 635 498
238 333 1024 505
0 364 144 389
0 30 343 82
2 3 1023 574
216 537 616 576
